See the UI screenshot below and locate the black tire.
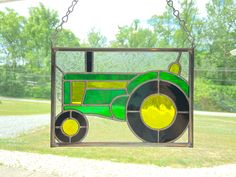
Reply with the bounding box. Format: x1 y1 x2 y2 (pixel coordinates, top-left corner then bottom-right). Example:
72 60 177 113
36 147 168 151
126 80 189 143
55 111 88 143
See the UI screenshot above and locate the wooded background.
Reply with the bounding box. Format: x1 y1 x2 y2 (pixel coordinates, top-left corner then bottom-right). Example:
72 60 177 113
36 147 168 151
0 0 235 112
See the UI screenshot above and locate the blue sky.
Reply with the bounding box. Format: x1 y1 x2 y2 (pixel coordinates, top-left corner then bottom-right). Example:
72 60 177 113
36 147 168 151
0 0 208 41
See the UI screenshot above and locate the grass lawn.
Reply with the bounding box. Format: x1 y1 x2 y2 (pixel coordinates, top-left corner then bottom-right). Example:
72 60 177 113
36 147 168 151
0 100 50 115
0 115 236 168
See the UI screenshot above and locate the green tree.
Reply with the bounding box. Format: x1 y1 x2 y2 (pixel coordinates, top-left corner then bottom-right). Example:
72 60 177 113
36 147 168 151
0 4 80 98
148 9 174 47
22 3 80 98
0 8 26 96
200 0 236 85
111 19 157 47
23 3 59 73
82 28 107 47
148 0 201 48
57 29 80 47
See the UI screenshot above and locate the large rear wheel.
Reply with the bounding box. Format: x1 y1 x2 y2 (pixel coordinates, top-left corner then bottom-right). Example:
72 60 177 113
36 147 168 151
126 80 189 143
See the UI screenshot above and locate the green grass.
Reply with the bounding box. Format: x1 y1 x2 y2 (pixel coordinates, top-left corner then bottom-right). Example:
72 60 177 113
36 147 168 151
0 100 50 115
0 115 236 168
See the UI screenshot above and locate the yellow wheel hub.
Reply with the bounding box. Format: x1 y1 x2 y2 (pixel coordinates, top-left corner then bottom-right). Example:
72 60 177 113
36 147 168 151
141 94 176 130
62 119 79 136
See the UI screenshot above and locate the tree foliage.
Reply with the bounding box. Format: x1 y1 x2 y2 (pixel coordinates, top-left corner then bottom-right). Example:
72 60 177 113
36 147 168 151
81 28 107 47
148 0 202 48
111 19 157 47
0 8 26 96
0 1 235 112
0 3 80 98
199 0 236 85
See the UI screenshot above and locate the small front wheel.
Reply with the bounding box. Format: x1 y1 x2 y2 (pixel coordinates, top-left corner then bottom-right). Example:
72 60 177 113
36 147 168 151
55 111 88 143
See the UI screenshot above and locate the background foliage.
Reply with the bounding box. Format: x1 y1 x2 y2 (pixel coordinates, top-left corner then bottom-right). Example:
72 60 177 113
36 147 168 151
0 0 235 112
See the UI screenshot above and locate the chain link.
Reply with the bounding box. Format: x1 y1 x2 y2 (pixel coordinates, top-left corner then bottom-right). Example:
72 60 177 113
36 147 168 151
51 0 195 48
51 0 79 46
166 0 195 48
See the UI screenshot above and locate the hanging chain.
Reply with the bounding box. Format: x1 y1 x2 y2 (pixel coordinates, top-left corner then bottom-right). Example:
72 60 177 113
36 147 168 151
51 0 79 46
51 0 195 48
166 0 195 48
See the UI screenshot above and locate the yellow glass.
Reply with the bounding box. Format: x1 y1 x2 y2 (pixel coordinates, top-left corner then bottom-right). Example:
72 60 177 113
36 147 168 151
62 119 80 136
141 94 176 130
169 63 181 75
87 81 127 89
72 82 85 104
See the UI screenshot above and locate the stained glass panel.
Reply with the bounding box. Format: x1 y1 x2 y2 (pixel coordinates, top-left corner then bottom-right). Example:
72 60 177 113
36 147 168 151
52 48 193 147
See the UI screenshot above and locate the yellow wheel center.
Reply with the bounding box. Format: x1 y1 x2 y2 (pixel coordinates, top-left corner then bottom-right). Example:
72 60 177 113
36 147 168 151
62 119 79 136
140 94 176 130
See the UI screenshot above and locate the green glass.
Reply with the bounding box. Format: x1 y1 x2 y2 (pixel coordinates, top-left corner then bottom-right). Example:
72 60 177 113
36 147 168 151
160 72 189 96
111 96 128 121
64 82 70 104
64 105 112 117
64 73 136 81
83 90 126 104
127 72 158 93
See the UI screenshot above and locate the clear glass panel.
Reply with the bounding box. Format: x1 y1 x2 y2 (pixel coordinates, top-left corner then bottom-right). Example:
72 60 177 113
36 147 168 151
94 52 181 73
54 49 191 144
56 51 85 72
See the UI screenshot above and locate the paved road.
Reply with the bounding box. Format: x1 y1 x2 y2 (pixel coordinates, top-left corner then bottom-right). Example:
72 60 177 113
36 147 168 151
0 165 57 177
0 110 236 139
0 96 50 103
1 96 236 117
194 110 236 118
0 150 236 177
0 114 49 138
0 96 236 138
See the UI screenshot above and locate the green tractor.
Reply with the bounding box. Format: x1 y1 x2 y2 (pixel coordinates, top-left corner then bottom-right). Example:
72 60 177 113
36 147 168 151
55 62 190 144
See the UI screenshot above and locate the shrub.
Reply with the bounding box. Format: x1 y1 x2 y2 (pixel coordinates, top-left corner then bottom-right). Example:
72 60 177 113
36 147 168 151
195 78 236 112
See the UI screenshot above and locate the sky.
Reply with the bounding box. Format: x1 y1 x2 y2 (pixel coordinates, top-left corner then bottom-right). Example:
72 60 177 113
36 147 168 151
0 0 208 41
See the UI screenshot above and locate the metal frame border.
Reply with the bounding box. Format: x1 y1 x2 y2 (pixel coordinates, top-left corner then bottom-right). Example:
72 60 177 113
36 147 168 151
50 47 194 147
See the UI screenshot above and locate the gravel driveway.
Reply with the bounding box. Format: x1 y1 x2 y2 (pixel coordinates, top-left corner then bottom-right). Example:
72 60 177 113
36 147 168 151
0 150 236 177
0 114 49 138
